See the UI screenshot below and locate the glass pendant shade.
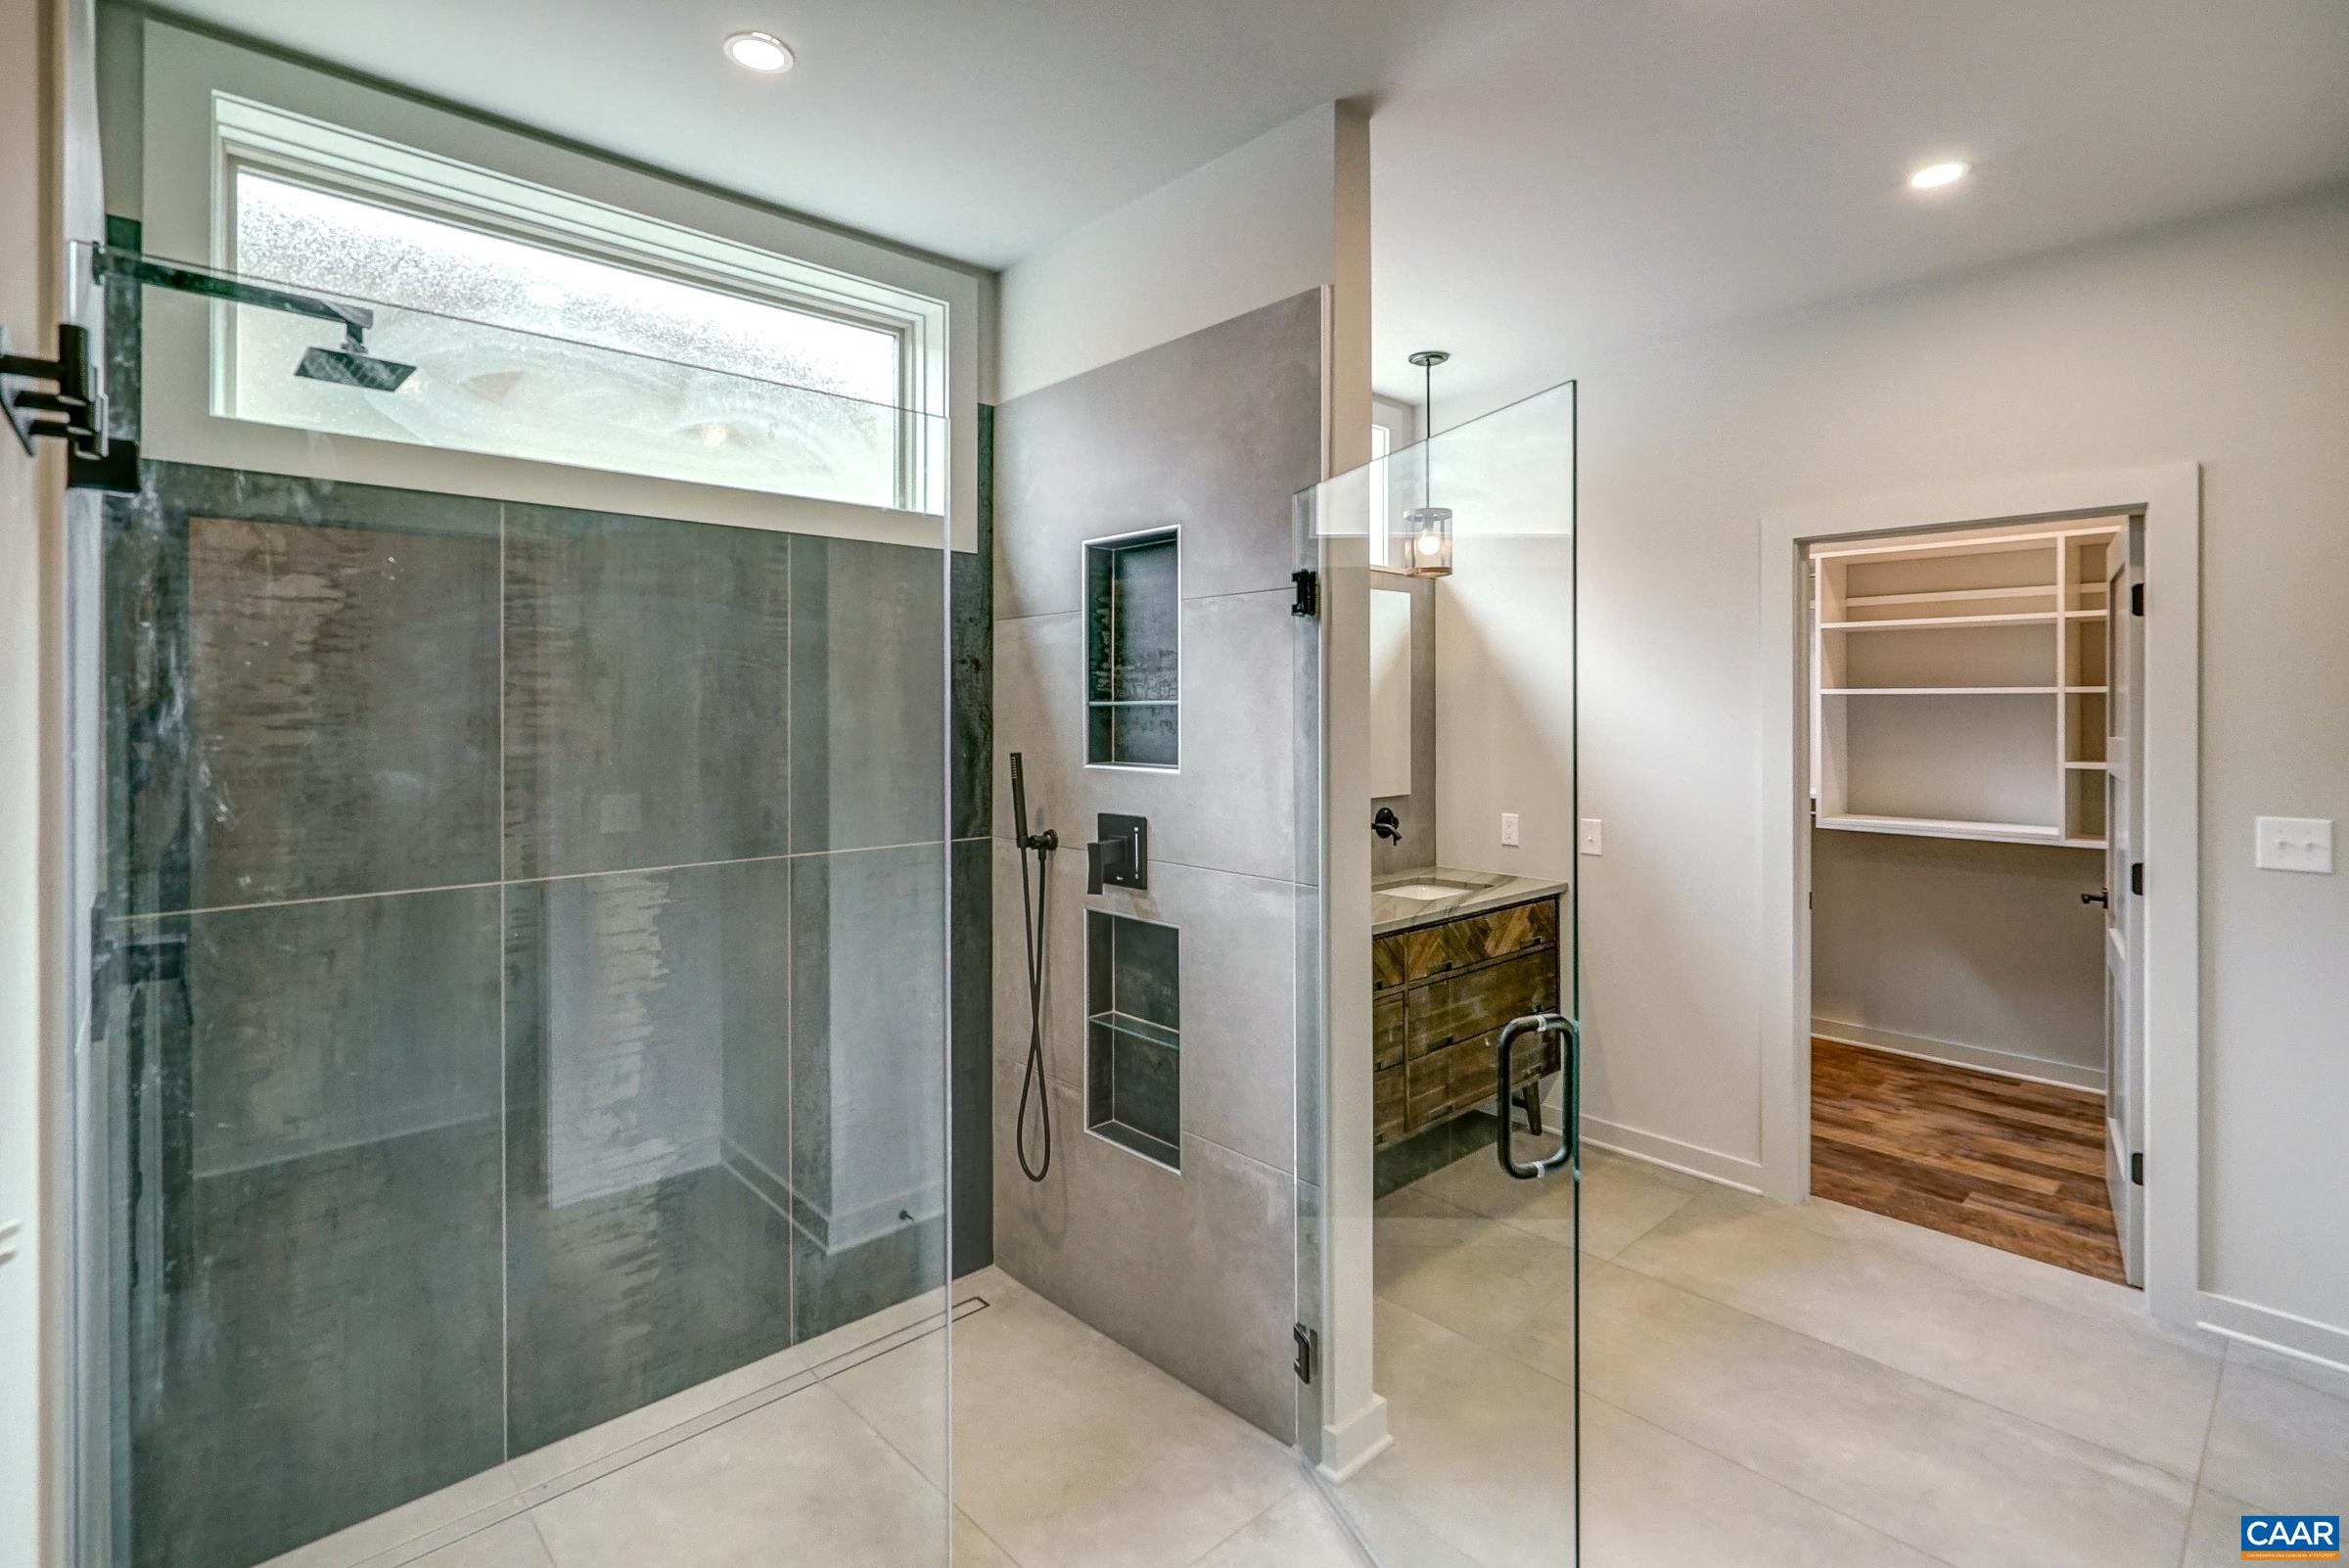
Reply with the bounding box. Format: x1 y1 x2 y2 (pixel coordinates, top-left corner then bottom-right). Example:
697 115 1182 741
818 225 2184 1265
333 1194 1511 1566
1405 505 1453 576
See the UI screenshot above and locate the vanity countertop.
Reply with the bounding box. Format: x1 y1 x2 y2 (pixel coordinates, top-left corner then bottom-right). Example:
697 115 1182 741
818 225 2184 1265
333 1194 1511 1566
1371 867 1570 937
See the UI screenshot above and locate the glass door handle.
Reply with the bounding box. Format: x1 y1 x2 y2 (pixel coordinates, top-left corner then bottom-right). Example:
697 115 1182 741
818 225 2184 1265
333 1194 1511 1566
1496 1012 1577 1181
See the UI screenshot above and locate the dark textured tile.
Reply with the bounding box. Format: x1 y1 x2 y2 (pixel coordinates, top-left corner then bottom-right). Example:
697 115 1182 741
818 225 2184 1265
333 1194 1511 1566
109 463 502 913
123 891 503 1568
503 504 792 880
503 860 797 1453
788 534 947 853
950 836 992 1274
951 403 995 844
788 846 947 1254
103 213 142 443
793 1211 946 1345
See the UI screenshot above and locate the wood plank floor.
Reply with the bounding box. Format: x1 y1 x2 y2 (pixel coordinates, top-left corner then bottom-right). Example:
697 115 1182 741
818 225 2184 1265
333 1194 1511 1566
1810 1038 2130 1285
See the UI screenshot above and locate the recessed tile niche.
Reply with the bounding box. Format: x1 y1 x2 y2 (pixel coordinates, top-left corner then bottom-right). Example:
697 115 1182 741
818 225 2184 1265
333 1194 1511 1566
1085 909 1181 1169
1083 528 1179 768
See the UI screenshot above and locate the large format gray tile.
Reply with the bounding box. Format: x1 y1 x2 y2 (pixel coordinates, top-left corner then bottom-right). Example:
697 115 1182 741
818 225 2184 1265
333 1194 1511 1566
128 888 504 1568
527 1384 951 1568
1342 1299 1944 1568
789 534 948 853
1193 1490 1369 1568
2200 1349 2349 1509
502 860 797 1455
992 290 1322 622
830 1279 1299 1568
992 591 1301 884
405 1516 555 1568
1614 1188 2223 1476
1560 1259 2195 1568
112 470 503 911
993 1071 1300 1442
502 503 792 880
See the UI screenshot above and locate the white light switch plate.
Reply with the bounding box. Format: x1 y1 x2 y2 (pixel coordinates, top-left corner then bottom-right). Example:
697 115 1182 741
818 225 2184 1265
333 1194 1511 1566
2255 816 2332 873
1579 818 1602 855
1500 812 1520 848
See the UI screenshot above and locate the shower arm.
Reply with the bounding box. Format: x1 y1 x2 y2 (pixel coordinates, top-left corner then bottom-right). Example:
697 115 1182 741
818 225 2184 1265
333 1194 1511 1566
95 248 377 340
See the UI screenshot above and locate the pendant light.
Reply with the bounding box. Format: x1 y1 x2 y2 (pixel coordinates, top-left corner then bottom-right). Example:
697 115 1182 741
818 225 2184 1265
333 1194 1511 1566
1404 349 1453 576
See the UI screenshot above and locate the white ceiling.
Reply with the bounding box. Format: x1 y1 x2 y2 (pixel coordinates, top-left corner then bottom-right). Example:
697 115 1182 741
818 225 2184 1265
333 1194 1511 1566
152 0 2349 414
1370 0 2349 413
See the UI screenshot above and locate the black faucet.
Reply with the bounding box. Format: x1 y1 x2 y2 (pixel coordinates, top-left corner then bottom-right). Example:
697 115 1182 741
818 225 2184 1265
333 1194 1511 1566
1372 807 1403 845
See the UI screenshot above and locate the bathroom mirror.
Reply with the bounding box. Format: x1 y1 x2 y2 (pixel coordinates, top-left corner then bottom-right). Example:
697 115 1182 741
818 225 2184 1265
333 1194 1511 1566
1368 584 1413 799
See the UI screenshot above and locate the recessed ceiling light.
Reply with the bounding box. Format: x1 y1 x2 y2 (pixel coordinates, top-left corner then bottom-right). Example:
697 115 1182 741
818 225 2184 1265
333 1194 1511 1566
723 30 794 73
1908 160 1972 191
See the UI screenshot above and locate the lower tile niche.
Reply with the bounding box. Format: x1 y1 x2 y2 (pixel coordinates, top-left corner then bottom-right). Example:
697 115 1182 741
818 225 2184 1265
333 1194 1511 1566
1084 909 1181 1169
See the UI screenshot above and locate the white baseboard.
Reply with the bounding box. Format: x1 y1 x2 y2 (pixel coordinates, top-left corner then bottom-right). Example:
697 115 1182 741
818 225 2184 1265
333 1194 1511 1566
1318 1394 1393 1484
1579 1114 1763 1194
2195 1290 2349 1374
1813 1019 2105 1094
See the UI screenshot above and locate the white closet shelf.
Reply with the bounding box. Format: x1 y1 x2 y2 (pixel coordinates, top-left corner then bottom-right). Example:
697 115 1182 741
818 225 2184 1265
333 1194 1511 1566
2064 685 2109 694
2064 609 2109 621
2062 760 2110 770
2062 838 2109 850
1840 585 2051 608
1819 613 2058 631
1820 686 2057 696
1818 813 2066 843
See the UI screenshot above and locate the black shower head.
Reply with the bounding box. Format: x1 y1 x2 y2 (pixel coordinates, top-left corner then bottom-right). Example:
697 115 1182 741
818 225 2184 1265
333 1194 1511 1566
296 330 415 392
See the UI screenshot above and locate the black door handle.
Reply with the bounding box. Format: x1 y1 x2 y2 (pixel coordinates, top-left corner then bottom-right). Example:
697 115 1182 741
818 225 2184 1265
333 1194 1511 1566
1496 1013 1577 1181
2081 889 2109 907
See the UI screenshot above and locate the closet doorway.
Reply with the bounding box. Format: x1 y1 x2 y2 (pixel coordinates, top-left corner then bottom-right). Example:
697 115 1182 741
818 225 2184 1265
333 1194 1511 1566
1801 515 2145 1286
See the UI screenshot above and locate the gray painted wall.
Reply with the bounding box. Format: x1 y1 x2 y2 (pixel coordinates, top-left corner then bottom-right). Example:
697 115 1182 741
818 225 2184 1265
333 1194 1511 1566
1369 571 1437 878
1811 831 2107 1084
990 290 1323 1442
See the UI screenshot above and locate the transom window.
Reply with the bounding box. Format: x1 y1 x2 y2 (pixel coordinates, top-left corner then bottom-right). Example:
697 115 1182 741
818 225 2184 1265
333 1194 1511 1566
207 94 948 513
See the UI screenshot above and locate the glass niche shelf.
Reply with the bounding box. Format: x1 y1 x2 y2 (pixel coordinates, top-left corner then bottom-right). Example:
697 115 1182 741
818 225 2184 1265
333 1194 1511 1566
1084 527 1179 768
1085 908 1180 1170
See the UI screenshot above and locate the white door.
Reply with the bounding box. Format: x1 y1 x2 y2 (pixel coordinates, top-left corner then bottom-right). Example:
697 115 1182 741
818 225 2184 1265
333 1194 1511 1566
2102 527 2145 1285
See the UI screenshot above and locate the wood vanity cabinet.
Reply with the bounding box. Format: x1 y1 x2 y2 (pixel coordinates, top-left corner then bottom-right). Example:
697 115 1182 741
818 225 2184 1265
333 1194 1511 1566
1370 897 1562 1149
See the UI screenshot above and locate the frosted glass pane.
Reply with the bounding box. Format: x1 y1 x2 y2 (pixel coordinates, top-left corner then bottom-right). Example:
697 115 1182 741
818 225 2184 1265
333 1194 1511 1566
224 171 919 509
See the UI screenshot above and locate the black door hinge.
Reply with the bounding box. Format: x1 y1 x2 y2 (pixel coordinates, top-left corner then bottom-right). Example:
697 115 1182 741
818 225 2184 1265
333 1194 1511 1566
2130 861 2144 897
1291 568 1319 619
1 321 140 492
2130 1151 2143 1186
2131 582 2144 618
1292 1322 1317 1385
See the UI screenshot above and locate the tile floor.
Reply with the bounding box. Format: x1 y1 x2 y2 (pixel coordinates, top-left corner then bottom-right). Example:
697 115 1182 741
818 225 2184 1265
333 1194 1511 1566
264 1141 2346 1568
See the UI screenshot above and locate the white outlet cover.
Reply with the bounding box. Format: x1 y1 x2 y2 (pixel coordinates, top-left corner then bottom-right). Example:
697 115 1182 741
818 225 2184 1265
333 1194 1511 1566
1500 812 1520 848
2255 816 2332 874
1579 818 1602 855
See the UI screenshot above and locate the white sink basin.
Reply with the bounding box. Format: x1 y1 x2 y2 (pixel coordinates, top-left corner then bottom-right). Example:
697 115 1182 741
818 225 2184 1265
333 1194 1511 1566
1379 880 1486 901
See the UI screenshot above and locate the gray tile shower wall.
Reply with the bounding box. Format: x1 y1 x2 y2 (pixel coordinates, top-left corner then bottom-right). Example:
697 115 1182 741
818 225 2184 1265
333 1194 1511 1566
101 440 992 1568
990 290 1324 1444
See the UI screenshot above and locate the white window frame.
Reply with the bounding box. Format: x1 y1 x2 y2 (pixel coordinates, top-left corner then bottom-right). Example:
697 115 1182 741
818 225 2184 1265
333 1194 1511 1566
206 92 951 513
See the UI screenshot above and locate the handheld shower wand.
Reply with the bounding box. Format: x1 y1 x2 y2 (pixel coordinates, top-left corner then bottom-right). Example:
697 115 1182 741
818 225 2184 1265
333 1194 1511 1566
1009 754 1059 1181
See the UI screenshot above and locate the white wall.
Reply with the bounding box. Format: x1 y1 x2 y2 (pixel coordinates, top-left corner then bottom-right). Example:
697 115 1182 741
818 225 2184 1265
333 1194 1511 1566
1570 186 2349 1351
999 105 1348 403
1434 536 1575 883
1811 833 2106 1086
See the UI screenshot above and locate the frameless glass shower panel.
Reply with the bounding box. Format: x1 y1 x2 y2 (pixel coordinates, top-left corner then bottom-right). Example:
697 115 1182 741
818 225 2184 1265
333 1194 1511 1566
81 240 957 1568
1292 380 1579 1568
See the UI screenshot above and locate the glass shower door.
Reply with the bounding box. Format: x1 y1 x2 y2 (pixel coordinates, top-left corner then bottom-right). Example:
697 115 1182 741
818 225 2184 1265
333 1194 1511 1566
1294 380 1582 1568
75 241 962 1568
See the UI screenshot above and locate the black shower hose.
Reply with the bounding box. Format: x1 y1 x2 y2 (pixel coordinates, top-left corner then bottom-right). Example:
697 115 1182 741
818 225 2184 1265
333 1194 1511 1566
1015 834 1053 1181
